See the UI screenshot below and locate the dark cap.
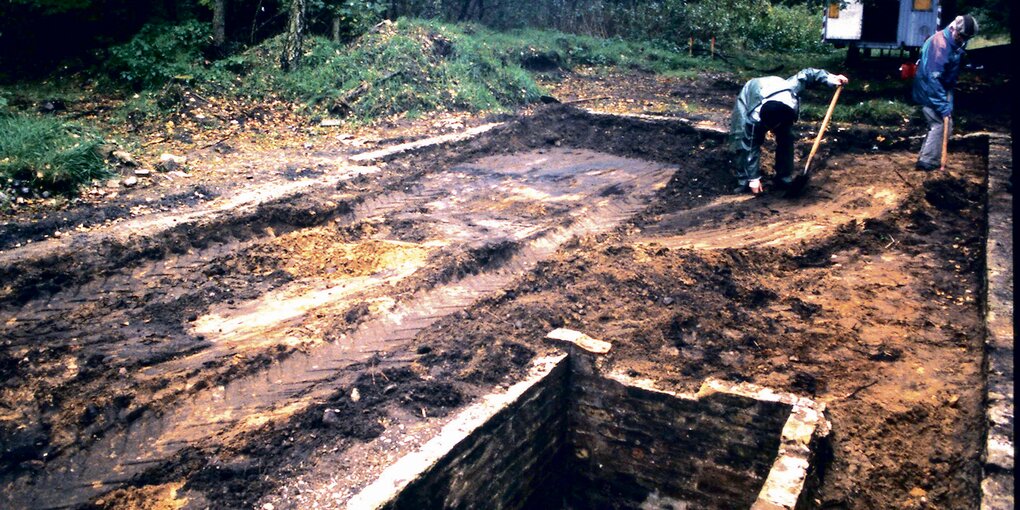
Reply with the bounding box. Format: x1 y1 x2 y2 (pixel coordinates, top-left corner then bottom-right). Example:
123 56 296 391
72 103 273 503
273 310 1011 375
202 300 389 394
760 101 796 128
952 15 978 39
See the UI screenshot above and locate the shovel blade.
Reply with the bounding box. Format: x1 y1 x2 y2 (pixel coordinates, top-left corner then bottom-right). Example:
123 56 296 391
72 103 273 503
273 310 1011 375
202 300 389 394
784 172 811 198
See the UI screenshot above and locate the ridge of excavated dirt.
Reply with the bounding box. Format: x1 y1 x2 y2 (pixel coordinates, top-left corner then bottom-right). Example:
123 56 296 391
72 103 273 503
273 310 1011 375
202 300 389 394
0 100 997 510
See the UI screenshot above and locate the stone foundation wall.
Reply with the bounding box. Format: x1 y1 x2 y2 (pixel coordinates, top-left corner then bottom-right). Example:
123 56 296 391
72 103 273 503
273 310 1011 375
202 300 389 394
981 135 1014 509
543 328 829 510
347 355 570 510
348 330 828 510
558 373 791 509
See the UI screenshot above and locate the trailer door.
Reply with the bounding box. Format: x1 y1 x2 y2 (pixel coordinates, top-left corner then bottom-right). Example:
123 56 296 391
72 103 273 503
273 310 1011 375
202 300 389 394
900 0 939 47
862 0 900 42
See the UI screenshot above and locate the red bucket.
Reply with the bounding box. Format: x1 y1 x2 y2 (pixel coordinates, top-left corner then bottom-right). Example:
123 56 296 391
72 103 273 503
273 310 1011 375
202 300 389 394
899 62 917 80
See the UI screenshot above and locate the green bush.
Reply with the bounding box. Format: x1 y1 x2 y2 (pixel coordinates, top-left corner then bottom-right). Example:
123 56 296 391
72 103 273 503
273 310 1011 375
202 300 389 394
463 26 716 75
685 0 768 47
325 0 388 41
0 114 109 194
746 4 828 53
88 14 821 128
189 18 722 123
684 0 825 53
106 20 211 90
254 19 727 122
217 19 546 122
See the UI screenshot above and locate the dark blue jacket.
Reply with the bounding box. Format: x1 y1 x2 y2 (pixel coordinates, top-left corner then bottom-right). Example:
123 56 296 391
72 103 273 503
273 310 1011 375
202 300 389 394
913 27 967 117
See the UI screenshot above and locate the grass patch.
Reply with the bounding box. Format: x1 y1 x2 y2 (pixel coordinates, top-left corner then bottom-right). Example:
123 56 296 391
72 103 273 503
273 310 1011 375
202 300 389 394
728 49 846 84
967 35 1011 50
801 98 914 126
0 114 110 194
193 20 544 123
4 17 855 166
186 18 721 123
484 27 724 74
7 18 793 132
108 93 165 129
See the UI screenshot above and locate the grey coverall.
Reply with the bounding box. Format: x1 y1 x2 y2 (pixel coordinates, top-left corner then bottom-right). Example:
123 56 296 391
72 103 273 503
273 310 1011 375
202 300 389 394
729 68 842 187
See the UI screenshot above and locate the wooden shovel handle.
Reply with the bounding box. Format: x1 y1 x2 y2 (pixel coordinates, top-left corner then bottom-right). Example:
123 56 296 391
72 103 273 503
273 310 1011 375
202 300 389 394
803 84 843 174
940 116 949 171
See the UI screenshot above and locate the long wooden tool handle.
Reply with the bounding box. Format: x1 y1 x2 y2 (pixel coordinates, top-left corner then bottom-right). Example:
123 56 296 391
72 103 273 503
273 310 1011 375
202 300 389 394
803 84 843 174
940 116 949 171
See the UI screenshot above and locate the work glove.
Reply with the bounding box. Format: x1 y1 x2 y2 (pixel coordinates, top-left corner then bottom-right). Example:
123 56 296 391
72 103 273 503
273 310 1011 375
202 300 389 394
827 74 849 86
940 92 953 117
748 178 763 194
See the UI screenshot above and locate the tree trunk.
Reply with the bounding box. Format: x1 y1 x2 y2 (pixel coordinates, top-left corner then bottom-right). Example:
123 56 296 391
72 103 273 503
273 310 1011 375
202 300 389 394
568 0 579 32
212 0 227 48
280 0 306 71
332 15 341 42
250 0 263 44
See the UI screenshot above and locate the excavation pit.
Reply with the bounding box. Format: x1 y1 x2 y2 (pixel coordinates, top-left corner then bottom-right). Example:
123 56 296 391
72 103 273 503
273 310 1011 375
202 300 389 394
349 329 829 510
0 106 1000 510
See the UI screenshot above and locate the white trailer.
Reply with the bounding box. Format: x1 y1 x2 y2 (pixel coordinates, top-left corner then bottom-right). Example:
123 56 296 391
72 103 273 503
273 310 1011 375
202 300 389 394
823 0 940 56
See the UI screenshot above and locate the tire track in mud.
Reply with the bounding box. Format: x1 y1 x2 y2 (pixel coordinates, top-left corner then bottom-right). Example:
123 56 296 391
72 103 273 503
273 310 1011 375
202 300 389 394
1 182 445 357
0 173 433 422
0 165 380 311
1 149 673 508
0 171 425 497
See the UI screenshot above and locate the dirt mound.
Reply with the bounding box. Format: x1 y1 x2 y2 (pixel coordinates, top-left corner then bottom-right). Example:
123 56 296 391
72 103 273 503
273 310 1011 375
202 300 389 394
0 185 219 251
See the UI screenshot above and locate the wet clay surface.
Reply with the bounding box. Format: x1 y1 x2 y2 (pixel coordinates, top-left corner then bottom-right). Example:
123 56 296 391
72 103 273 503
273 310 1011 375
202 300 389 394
0 101 992 510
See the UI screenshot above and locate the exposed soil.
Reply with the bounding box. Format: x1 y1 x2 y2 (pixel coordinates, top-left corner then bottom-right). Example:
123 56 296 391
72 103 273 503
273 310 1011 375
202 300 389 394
0 66 1006 510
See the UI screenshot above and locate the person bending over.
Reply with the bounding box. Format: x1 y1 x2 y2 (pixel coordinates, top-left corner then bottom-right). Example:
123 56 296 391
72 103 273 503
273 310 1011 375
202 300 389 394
730 68 848 194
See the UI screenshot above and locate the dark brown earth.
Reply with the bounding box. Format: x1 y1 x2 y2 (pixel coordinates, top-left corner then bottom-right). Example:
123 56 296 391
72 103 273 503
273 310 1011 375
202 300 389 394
0 65 1007 510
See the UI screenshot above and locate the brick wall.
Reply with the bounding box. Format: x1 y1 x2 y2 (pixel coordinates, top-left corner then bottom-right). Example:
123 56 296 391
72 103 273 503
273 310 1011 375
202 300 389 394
349 332 827 510
377 358 569 510
544 371 791 509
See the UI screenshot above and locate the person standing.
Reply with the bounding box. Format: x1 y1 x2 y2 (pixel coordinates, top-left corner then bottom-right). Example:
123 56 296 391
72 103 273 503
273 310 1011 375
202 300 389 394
913 15 978 171
730 68 848 194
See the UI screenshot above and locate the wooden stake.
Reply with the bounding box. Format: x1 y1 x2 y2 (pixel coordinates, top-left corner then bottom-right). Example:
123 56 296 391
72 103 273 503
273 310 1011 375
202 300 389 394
689 37 693 56
710 36 715 58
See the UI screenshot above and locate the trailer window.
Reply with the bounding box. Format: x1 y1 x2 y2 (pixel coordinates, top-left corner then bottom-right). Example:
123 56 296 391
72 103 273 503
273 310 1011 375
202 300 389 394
913 0 932 11
828 2 840 18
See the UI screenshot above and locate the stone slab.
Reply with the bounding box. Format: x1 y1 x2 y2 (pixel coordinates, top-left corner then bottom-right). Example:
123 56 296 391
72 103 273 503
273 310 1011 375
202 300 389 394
982 135 1013 508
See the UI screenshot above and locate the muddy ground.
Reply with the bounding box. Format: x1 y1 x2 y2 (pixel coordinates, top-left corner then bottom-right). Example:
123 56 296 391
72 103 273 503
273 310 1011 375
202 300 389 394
0 66 1008 510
